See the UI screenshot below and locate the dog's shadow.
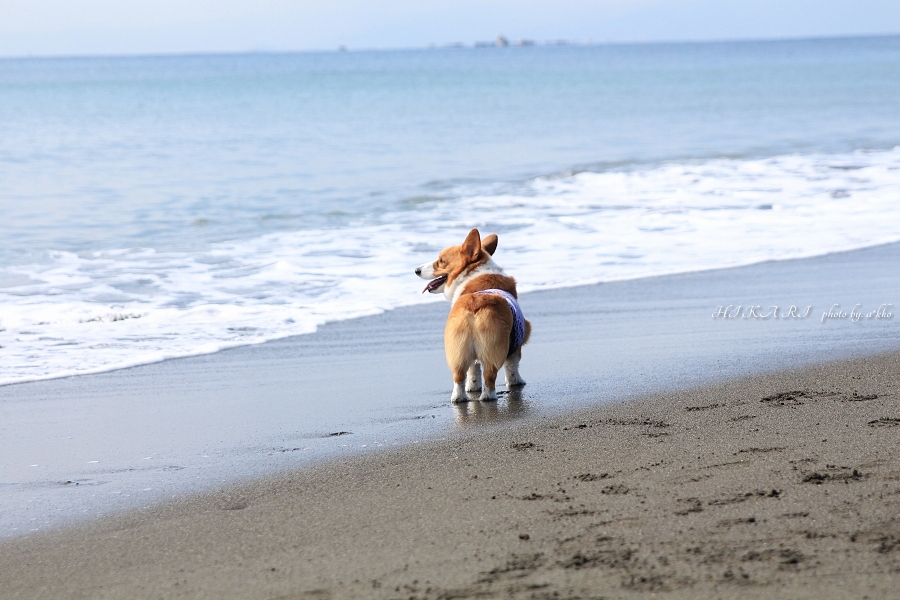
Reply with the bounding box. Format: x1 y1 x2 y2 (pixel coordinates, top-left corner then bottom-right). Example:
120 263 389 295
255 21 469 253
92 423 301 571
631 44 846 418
452 388 530 425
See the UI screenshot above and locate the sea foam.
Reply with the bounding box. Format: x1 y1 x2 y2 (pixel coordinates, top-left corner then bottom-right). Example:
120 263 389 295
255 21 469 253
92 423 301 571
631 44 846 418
2 148 899 386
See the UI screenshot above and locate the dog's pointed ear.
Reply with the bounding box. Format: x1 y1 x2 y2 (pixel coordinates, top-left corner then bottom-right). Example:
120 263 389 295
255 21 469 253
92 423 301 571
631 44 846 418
482 233 498 256
461 228 482 260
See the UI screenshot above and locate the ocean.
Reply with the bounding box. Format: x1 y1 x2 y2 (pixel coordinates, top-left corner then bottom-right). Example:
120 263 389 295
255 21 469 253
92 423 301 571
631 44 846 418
2 35 900 386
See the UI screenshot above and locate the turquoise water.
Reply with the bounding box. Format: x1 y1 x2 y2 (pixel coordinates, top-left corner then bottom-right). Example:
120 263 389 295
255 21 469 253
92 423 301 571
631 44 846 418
2 35 900 384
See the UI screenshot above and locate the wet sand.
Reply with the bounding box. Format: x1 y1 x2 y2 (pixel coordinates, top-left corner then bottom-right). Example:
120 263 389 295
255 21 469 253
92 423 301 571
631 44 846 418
3 350 900 599
4 243 900 537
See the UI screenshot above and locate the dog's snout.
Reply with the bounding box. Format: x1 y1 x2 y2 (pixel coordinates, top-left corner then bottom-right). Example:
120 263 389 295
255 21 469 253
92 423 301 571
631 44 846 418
415 267 422 276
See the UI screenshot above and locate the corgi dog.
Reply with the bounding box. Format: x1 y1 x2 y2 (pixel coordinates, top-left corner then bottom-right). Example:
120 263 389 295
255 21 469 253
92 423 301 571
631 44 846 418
416 228 531 403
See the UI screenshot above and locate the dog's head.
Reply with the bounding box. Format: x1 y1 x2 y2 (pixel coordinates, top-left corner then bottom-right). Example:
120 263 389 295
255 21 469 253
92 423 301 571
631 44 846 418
415 228 498 295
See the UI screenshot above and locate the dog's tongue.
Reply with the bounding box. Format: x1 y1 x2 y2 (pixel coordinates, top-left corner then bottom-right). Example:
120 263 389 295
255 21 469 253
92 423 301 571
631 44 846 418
422 275 447 294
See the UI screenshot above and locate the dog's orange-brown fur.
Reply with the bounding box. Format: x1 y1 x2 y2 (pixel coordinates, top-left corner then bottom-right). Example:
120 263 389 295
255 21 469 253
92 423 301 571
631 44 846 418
418 229 531 402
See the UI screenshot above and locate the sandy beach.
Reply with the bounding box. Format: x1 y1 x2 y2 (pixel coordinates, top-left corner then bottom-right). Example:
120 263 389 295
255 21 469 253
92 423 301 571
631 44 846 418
3 347 900 599
2 245 900 599
4 34 900 600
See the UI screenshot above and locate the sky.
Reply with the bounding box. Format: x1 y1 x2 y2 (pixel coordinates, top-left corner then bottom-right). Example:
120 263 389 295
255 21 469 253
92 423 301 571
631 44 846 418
1 0 899 57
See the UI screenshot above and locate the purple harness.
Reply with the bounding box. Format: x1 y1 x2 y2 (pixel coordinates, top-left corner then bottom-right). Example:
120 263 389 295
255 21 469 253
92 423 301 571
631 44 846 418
475 289 526 357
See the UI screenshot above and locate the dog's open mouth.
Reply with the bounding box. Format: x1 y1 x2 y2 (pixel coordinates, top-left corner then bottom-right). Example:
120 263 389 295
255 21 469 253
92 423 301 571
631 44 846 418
423 275 448 294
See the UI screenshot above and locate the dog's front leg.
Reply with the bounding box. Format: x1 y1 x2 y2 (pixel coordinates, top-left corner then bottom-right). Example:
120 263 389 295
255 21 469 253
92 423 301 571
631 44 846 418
465 361 482 393
504 350 526 388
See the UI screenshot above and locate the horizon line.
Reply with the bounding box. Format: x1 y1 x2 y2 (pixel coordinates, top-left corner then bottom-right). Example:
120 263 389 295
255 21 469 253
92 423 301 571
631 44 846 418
1 31 898 62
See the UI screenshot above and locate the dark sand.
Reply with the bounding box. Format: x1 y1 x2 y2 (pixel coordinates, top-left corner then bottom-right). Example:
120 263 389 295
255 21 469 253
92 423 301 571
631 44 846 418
4 350 900 599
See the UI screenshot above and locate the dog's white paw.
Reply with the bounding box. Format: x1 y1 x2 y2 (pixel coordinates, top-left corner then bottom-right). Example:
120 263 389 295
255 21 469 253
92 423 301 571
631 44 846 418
450 382 467 403
505 374 526 388
478 388 498 402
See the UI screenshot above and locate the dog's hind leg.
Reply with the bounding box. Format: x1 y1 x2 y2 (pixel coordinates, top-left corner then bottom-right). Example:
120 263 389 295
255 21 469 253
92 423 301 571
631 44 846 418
448 349 471 403
445 314 476 403
504 348 526 388
479 363 499 402
474 337 505 402
450 377 467 403
448 355 472 403
465 361 482 393
473 310 509 402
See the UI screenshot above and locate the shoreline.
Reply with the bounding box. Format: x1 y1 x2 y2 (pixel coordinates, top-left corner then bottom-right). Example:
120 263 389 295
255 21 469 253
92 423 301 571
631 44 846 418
2 242 900 538
1 240 896 393
3 349 900 598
